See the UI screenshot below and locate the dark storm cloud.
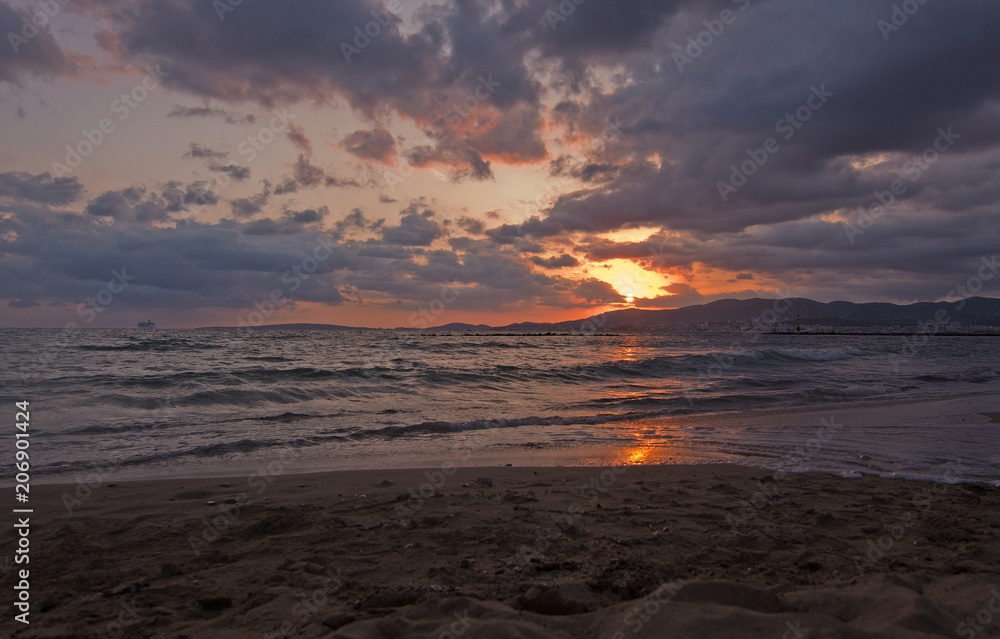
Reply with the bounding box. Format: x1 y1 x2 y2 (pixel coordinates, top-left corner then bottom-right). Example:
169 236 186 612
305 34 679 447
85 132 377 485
84 187 144 219
0 204 352 310
530 254 579 269
75 0 549 171
381 205 446 246
242 207 327 237
84 182 217 221
488 0 1000 245
0 1 72 83
6 0 1000 313
0 171 83 205
574 278 625 304
2 192 627 315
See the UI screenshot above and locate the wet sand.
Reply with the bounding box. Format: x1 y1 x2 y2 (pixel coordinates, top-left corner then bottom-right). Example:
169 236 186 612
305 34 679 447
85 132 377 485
3 464 1000 638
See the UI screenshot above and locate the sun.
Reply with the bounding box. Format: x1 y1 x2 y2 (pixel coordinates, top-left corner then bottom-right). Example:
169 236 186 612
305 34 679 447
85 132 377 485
589 259 672 302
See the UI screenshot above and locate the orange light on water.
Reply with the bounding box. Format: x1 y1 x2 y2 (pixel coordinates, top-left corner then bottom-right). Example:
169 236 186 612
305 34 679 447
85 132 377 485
625 447 651 465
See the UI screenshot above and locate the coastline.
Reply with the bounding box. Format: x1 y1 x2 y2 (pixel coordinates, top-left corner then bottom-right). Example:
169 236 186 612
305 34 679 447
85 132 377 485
20 389 1000 487
4 463 1000 637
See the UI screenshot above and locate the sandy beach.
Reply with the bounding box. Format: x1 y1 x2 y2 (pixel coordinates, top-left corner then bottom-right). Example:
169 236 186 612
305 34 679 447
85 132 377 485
3 462 1000 638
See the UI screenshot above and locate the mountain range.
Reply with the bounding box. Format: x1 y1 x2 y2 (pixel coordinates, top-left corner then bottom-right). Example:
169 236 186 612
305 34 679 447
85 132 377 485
200 297 1000 331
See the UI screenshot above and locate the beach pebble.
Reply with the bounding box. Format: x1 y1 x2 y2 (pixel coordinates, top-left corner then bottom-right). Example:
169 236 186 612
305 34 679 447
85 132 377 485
205 501 217 506
859 455 872 461
220 483 232 488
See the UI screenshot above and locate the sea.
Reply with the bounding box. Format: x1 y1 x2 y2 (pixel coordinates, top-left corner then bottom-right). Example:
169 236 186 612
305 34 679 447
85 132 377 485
2 329 998 485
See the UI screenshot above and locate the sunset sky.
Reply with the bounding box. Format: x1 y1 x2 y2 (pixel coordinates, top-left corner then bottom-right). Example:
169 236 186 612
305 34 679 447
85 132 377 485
1 0 999 328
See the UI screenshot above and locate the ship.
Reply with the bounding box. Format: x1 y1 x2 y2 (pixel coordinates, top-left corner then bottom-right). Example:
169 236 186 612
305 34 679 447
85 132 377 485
137 320 156 329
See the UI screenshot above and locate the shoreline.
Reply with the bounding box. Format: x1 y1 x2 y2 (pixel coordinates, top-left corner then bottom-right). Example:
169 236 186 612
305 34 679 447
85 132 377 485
5 463 999 637
19 389 1000 487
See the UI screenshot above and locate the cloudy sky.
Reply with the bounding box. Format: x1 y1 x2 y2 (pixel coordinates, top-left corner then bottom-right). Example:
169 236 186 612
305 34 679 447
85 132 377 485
1 0 999 328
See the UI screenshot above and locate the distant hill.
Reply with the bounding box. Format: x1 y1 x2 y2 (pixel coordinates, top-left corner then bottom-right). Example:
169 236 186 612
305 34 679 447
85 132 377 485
198 323 364 331
429 323 493 331
197 297 1000 332
501 296 1000 332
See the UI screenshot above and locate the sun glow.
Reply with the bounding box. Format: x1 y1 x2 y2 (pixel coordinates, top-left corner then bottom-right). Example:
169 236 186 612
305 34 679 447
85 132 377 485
595 226 662 244
590 258 672 302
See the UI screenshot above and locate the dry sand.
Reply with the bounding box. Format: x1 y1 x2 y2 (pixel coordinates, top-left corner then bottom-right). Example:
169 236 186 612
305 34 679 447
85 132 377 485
3 464 1000 638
